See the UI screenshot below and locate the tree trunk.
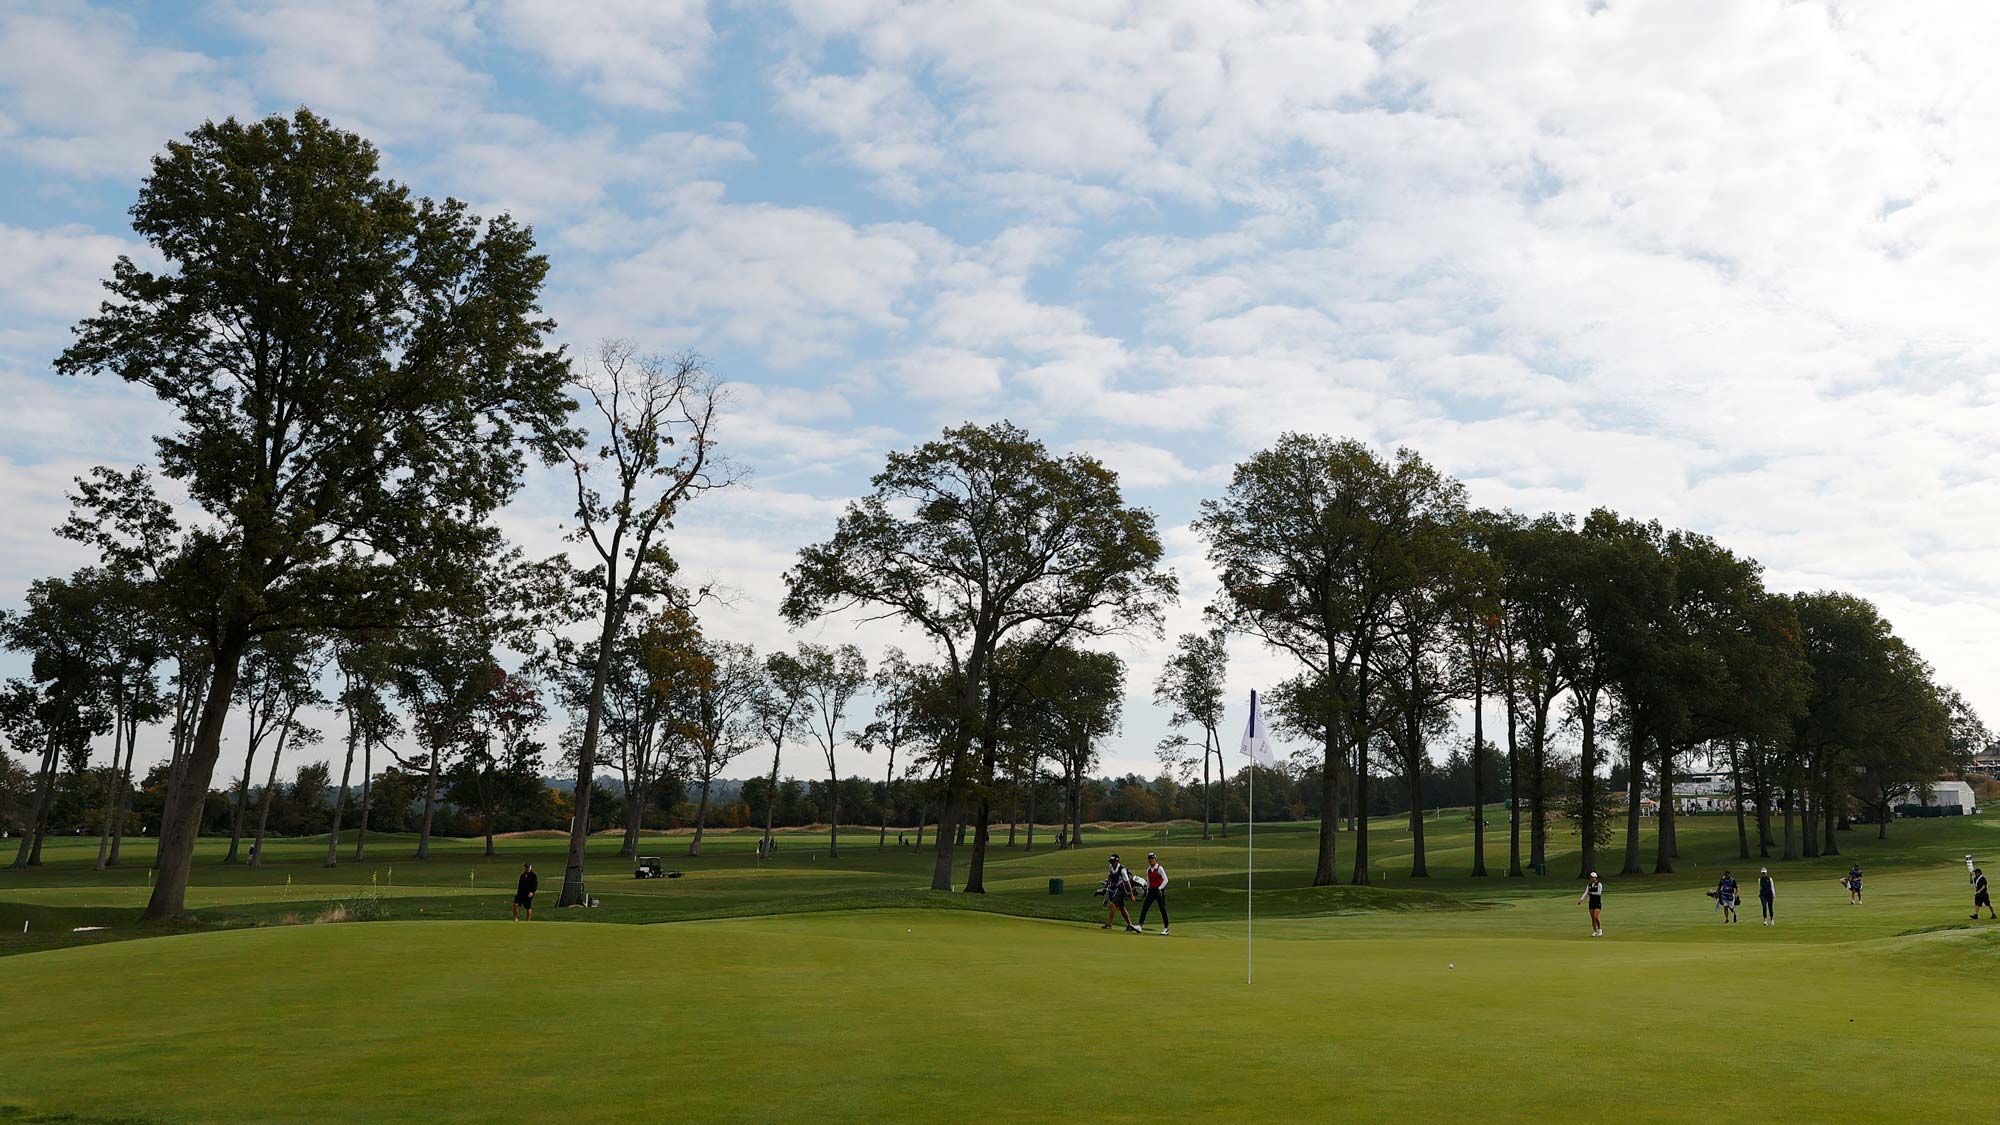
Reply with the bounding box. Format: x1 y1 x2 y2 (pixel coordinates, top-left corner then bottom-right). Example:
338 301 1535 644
1801 789 1819 859
561 585 624 908
326 719 357 868
617 751 637 860
141 629 250 921
1404 688 1428 878
158 674 199 872
415 745 441 860
95 695 128 870
1314 719 1342 886
1616 712 1648 872
1575 691 1598 879
107 710 139 867
1821 784 1839 856
1529 692 1551 871
1470 656 1486 877
1215 726 1229 839
225 702 260 864
1781 785 1797 860
1025 766 1037 852
965 797 992 894
354 736 372 862
1349 658 1372 886
879 743 896 850
250 718 292 867
827 762 842 859
1200 727 1213 841
1731 743 1751 859
1504 665 1522 877
12 743 59 868
1756 780 1774 859
761 738 782 856
965 735 998 893
689 779 712 856
1653 741 1677 874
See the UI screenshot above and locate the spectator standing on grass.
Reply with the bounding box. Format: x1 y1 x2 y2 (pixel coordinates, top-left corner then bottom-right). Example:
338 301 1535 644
1138 852 1170 936
514 863 537 921
1578 873 1606 937
1758 868 1777 925
1844 864 1863 905
1972 868 1994 921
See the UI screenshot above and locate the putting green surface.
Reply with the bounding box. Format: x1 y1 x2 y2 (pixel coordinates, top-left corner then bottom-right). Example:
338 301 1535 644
5 814 1997 1122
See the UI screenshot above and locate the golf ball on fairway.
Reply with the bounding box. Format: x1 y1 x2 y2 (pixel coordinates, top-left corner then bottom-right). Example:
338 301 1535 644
1448 963 1454 969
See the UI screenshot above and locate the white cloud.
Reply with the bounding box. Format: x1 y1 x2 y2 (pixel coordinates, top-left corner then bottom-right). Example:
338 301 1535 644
0 1 244 177
486 0 713 112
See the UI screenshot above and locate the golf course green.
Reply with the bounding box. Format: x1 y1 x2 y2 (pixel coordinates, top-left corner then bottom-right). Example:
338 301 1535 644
4 811 1996 1122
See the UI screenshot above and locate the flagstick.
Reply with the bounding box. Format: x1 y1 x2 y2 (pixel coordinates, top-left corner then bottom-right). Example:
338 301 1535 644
1248 733 1254 986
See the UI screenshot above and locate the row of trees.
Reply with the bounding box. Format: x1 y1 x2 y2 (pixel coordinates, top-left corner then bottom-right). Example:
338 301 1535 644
3 108 1985 920
1192 436 1985 883
777 429 1985 892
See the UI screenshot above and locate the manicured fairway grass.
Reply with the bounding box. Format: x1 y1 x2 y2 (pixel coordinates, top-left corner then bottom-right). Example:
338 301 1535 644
4 812 1997 1121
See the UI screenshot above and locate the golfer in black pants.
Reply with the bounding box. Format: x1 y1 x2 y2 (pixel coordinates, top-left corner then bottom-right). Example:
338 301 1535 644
1139 852 1170 936
513 863 537 921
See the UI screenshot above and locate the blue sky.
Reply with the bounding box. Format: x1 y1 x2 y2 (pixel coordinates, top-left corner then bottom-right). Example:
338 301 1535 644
4 1 1997 784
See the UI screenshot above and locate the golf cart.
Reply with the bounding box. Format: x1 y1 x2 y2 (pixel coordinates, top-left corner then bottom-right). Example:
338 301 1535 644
634 856 665 879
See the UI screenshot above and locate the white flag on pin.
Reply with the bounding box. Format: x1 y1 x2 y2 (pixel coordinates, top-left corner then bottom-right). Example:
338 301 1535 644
1240 689 1276 768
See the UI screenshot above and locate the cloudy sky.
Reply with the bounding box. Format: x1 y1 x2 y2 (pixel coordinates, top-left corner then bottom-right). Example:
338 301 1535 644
3 0 1996 786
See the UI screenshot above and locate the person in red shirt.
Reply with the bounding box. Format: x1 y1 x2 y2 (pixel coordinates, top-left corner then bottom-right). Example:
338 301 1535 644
1138 852 1170 936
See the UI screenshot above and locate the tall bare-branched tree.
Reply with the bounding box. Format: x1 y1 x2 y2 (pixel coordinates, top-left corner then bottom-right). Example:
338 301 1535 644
534 340 734 906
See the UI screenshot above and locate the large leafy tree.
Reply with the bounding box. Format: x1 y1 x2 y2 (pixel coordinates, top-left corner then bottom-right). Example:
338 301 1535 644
395 623 501 861
794 643 867 858
1 572 114 867
1545 510 1667 879
1010 644 1124 851
327 631 398 867
1153 627 1230 840
224 631 324 864
679 639 760 857
447 668 547 857
1197 436 1461 886
855 647 921 851
749 651 810 856
784 422 1172 892
56 110 572 920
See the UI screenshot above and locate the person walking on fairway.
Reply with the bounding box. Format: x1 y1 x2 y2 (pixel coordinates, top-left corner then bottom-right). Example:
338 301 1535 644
1972 868 1994 921
1578 872 1606 937
1843 863 1863 905
1757 867 1777 925
1138 852 1170 935
1716 870 1740 924
513 863 537 921
1102 855 1139 933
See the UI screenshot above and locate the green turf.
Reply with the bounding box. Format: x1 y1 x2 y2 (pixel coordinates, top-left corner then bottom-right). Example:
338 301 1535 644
3 812 1996 1121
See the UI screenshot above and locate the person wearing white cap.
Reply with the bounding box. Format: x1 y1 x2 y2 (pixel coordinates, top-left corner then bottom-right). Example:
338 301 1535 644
1577 872 1606 937
1757 867 1776 925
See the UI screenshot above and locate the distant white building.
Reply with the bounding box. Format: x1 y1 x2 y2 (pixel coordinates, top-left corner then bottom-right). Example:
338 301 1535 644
1922 780 1976 812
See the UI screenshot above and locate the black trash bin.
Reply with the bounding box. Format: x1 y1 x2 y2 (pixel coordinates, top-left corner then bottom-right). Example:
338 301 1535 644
1049 878 1065 895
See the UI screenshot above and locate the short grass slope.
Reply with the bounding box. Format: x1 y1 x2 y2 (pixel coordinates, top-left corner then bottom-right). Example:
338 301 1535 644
3 811 1996 1122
